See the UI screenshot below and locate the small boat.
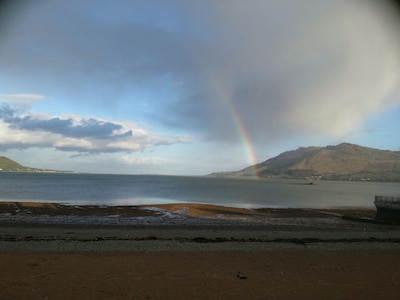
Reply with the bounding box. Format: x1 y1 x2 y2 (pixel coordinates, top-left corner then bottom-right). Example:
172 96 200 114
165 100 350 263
374 196 400 222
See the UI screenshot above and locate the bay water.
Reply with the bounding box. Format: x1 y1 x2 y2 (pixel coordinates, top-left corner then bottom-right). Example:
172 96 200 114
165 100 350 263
0 172 398 208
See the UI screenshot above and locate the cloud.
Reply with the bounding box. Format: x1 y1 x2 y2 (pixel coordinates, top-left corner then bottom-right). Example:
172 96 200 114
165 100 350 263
0 105 190 153
0 94 47 106
185 0 400 144
120 155 168 166
1 0 400 147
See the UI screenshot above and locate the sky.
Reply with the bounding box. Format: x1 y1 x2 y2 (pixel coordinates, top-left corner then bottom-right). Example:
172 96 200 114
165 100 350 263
0 0 400 175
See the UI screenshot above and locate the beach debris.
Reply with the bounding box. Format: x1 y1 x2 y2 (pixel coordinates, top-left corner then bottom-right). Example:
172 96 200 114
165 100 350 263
237 272 247 279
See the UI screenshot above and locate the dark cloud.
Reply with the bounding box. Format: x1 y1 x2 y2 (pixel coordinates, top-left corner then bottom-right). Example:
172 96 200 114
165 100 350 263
0 105 129 139
1 0 399 147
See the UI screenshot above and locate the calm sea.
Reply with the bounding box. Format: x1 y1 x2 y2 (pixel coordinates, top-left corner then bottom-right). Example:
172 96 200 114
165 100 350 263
0 172 398 208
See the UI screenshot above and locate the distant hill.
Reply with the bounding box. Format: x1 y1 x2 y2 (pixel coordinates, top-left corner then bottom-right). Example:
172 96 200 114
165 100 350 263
0 156 70 173
210 143 400 181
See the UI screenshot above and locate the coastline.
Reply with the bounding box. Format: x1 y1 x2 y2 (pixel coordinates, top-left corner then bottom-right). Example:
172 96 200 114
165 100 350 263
1 201 400 299
1 201 398 252
0 201 377 225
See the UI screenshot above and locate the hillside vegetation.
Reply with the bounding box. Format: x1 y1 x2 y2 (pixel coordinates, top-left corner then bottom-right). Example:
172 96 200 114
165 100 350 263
0 156 68 173
212 143 400 181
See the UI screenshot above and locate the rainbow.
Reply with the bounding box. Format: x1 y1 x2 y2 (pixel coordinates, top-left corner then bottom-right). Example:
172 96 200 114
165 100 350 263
210 77 260 178
226 104 260 178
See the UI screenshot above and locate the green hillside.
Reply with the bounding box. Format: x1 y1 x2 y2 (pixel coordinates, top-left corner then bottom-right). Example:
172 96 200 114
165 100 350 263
0 156 69 173
0 156 29 171
210 143 400 181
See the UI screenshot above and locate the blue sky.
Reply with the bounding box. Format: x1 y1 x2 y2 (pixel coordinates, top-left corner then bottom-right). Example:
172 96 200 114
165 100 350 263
0 0 400 175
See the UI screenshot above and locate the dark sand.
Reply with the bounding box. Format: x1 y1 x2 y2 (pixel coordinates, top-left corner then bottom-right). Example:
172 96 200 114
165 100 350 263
1 202 400 299
1 250 400 300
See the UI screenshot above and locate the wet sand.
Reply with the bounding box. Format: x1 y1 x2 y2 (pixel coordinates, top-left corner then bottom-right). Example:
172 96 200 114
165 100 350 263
1 202 400 299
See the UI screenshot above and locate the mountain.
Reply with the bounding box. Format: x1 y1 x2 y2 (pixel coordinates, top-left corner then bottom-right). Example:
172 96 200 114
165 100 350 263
211 143 400 181
0 156 70 173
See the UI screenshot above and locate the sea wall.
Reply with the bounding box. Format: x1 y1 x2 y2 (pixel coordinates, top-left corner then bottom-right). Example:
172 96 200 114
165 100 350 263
375 196 400 223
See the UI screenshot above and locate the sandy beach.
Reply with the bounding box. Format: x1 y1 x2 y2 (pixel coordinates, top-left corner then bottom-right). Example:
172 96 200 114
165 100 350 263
1 202 400 299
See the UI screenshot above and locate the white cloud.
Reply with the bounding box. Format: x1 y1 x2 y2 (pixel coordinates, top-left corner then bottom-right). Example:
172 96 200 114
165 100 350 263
120 155 168 166
0 105 190 153
0 94 47 106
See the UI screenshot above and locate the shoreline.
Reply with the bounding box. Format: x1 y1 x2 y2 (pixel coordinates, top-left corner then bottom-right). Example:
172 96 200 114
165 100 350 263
1 201 399 253
0 201 377 222
0 201 381 229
